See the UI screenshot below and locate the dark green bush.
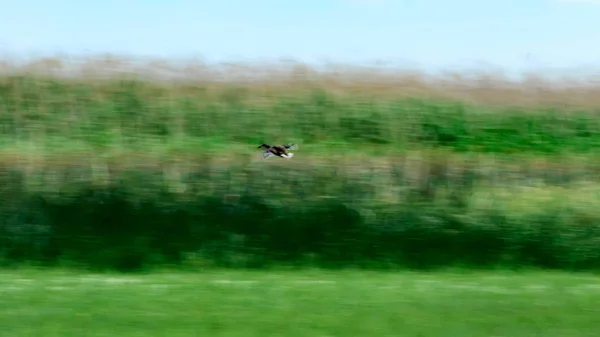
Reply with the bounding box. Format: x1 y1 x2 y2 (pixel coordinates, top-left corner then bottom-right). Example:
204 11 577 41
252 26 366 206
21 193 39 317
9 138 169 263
0 157 599 272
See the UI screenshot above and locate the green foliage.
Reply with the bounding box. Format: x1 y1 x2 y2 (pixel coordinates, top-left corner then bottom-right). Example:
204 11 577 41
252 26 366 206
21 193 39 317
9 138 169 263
2 73 600 271
0 75 599 153
0 156 600 271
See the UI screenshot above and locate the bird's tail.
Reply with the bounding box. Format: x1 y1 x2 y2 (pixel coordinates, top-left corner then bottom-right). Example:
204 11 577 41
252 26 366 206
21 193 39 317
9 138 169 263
285 143 299 151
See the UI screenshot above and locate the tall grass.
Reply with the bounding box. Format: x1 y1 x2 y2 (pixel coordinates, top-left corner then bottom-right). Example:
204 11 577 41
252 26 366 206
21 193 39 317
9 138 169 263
2 55 600 271
1 56 600 155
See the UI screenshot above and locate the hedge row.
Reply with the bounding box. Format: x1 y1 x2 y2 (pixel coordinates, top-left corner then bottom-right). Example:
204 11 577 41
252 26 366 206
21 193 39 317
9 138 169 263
2 156 600 271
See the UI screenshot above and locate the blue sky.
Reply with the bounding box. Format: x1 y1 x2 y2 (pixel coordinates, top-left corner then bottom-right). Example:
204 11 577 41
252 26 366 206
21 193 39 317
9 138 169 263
0 0 599 72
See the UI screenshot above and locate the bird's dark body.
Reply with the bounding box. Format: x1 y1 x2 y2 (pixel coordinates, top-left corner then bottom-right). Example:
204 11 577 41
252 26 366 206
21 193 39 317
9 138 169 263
257 143 296 159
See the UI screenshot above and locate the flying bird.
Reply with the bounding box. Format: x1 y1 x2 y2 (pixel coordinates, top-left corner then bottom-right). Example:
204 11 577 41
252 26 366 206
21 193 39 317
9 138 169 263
257 143 298 159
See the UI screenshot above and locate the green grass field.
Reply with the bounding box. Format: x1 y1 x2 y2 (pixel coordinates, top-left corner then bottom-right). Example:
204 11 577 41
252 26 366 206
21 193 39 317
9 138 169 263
1 269 600 337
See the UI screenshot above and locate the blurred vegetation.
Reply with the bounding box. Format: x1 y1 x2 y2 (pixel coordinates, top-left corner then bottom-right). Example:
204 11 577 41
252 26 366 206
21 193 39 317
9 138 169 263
3 154 600 271
1 73 600 154
2 58 600 271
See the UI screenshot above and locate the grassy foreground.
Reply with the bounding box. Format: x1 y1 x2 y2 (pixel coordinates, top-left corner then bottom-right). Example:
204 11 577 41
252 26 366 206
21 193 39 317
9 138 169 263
1 269 599 337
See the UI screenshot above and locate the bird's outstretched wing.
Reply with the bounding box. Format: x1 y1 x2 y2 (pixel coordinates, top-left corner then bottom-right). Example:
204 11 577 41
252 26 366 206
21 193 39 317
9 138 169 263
262 151 275 159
